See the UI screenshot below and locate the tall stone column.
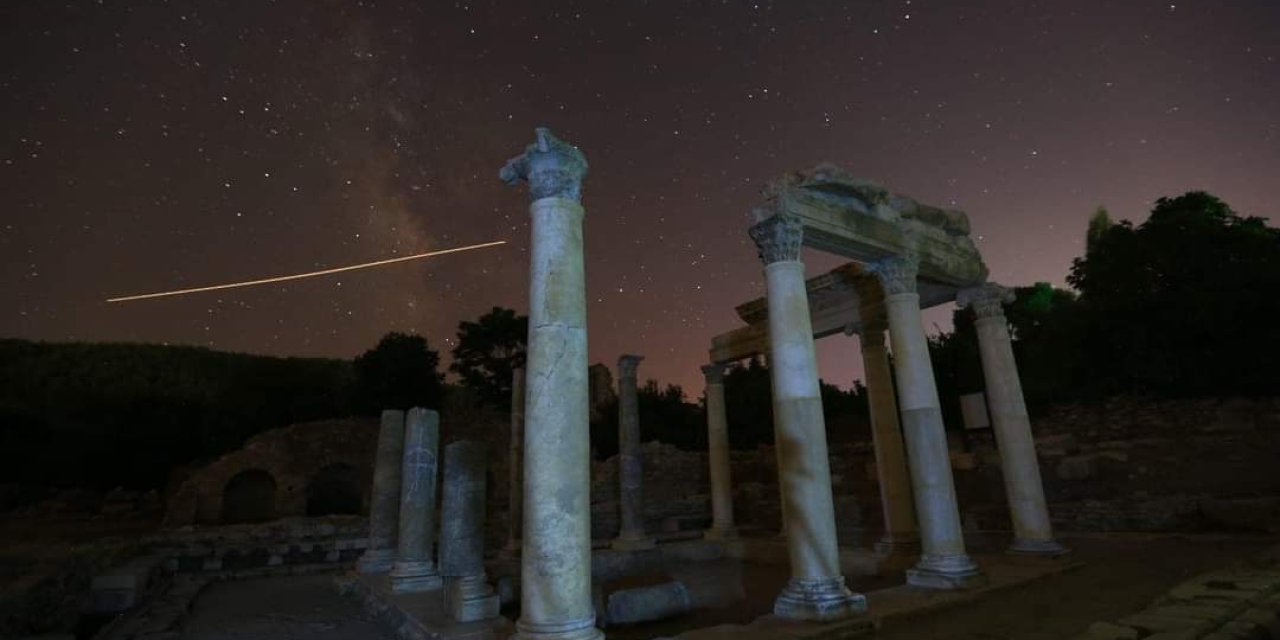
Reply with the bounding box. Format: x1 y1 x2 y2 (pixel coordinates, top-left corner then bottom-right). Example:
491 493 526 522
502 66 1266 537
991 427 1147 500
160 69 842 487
857 315 921 556
872 256 983 589
500 128 601 640
958 283 1065 556
748 214 865 621
441 440 501 622
357 409 406 574
503 367 526 557
390 407 443 592
613 354 655 551
701 363 738 541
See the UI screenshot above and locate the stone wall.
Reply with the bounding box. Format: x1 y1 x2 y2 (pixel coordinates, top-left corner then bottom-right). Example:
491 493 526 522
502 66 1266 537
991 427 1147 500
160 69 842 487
162 396 1280 545
164 419 378 527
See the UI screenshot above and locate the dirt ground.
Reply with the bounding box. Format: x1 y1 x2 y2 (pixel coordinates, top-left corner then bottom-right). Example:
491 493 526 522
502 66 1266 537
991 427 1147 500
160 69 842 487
181 574 391 640
173 533 1275 640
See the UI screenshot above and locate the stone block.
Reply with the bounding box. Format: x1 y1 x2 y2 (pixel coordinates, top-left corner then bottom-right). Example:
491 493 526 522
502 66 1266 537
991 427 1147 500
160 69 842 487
607 581 693 626
1086 621 1140 639
1116 612 1215 635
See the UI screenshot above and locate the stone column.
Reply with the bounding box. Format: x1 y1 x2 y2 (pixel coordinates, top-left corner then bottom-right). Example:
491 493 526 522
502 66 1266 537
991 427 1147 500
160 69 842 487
357 409 405 574
958 283 1065 556
500 128 601 640
440 440 501 622
872 256 983 589
701 363 738 541
861 329 922 556
748 213 865 621
390 407 443 592
503 367 526 557
613 354 655 551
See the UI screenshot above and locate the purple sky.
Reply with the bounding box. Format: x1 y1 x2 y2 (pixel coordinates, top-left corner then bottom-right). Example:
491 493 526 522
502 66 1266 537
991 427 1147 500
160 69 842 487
3 1 1277 395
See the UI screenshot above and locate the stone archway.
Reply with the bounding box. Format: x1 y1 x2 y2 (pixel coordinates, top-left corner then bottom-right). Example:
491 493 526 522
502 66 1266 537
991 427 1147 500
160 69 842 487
305 463 363 516
221 469 278 524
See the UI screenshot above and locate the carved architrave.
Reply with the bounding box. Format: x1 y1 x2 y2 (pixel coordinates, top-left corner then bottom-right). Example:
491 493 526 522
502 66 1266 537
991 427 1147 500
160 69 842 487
499 128 589 202
700 363 726 385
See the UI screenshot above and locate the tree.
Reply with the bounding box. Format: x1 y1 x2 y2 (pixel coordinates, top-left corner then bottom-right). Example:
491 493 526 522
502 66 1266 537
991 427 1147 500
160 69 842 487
450 307 528 409
353 332 444 414
1067 191 1280 396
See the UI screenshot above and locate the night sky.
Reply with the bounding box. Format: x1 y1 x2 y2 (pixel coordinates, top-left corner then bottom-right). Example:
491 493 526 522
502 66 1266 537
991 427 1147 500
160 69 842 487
3 1 1277 395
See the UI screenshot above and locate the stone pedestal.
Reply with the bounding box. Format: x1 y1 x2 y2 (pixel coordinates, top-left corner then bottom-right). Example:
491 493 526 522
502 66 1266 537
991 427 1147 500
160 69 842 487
357 409 406 574
749 214 866 622
874 256 984 589
855 298 921 557
613 354 655 551
500 128 602 640
958 284 1065 557
503 367 526 558
440 441 499 622
390 407 443 592
701 363 738 541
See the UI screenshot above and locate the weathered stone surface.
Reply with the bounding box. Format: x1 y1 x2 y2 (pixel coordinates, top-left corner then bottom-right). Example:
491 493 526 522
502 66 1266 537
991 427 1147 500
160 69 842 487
1085 621 1140 639
440 440 498 622
503 128 600 640
389 408 442 592
613 354 654 551
605 581 692 626
358 411 406 574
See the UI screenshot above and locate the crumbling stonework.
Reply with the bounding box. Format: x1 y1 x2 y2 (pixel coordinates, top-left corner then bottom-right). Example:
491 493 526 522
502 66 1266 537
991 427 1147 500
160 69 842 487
164 419 378 527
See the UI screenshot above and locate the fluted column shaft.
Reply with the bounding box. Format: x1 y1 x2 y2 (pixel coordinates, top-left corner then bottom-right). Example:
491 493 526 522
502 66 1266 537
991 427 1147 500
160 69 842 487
874 256 983 589
357 409 405 574
613 355 654 550
390 407 443 592
749 214 864 621
959 284 1064 555
501 128 600 640
859 329 920 555
702 364 737 540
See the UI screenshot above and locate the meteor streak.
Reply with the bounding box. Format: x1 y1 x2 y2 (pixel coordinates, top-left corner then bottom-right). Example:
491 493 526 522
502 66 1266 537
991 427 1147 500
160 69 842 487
106 239 507 303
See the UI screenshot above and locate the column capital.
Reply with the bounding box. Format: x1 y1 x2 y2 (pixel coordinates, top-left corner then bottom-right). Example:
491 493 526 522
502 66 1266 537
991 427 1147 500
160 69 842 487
870 255 919 295
957 283 1014 320
617 354 644 379
701 363 727 384
499 127 589 202
748 214 804 265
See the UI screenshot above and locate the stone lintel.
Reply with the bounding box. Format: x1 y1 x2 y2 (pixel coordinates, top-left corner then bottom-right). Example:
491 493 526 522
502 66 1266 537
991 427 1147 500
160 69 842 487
765 171 988 287
709 263 956 364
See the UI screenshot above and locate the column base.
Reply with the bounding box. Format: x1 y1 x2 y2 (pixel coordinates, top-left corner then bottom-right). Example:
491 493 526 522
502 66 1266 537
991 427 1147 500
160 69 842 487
773 576 867 622
873 533 921 557
513 616 603 640
611 535 656 551
1007 538 1070 557
448 575 501 622
703 526 739 542
355 548 396 574
906 553 986 590
389 560 443 593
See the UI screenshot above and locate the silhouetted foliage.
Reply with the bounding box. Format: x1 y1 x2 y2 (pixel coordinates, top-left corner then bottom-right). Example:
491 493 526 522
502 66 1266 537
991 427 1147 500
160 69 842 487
589 380 703 459
353 332 444 414
723 357 775 450
450 307 528 410
930 191 1280 419
0 339 352 490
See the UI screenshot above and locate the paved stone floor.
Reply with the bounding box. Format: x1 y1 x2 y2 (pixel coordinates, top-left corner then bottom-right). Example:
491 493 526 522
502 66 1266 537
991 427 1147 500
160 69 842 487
173 533 1275 640
868 534 1276 640
181 574 392 640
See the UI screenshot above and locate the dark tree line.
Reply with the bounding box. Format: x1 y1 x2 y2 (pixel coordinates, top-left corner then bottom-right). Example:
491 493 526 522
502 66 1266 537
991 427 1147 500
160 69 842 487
929 191 1280 421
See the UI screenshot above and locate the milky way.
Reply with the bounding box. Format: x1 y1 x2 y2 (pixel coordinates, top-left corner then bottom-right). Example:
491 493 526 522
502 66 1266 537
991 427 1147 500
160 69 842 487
2 1 1277 394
